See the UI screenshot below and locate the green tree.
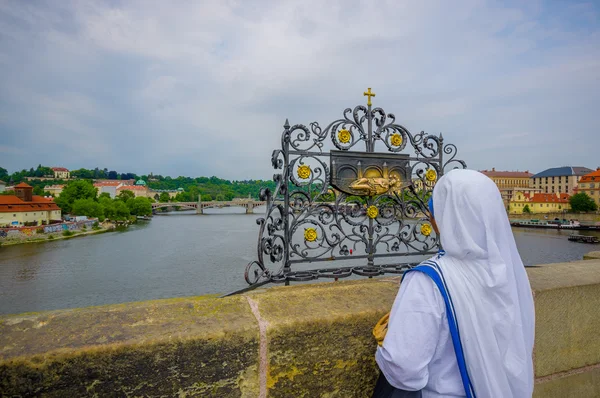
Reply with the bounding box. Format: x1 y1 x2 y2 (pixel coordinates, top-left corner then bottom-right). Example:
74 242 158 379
33 185 44 195
174 191 191 202
159 192 171 202
201 193 213 201
569 193 598 212
215 194 225 201
56 180 98 213
188 186 200 202
99 196 116 220
117 190 135 202
0 167 8 180
113 200 131 220
72 198 105 220
70 168 94 179
34 165 53 178
98 192 112 200
522 204 531 214
129 197 152 216
120 172 137 181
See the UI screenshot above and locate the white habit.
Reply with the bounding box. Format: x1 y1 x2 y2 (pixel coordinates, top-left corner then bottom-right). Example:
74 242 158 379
376 169 535 398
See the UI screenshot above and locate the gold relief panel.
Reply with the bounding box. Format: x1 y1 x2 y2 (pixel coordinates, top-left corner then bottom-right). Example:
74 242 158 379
330 150 410 197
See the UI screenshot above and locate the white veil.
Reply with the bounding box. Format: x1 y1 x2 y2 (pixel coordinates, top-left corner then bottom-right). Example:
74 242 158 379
432 169 535 397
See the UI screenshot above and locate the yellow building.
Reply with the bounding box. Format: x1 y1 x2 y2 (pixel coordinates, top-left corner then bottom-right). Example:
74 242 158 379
0 183 61 227
531 166 593 195
576 168 600 208
508 191 571 214
44 184 64 197
116 184 148 198
479 169 534 205
52 167 70 179
149 190 179 201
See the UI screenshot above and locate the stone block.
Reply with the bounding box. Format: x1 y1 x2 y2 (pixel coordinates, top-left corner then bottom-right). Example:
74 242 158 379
583 251 600 260
0 295 259 397
527 260 600 377
249 278 400 398
534 365 600 398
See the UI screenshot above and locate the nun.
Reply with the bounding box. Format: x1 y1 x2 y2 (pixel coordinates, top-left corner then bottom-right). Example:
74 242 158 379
373 169 535 397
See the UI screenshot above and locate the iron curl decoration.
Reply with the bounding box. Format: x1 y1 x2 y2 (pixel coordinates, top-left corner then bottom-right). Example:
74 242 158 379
234 91 466 294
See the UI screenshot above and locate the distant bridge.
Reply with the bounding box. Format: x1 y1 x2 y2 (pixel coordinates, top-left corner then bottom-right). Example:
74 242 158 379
151 200 267 214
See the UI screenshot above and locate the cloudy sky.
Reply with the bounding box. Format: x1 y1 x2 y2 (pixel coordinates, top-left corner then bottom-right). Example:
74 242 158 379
0 0 598 180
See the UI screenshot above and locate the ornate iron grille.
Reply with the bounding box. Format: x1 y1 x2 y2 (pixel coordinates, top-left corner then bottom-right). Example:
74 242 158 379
242 89 466 291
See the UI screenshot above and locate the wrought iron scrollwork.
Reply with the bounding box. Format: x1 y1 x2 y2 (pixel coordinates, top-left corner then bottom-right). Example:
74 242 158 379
241 90 466 291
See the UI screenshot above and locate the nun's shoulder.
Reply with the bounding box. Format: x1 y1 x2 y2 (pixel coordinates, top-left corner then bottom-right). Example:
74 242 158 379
401 266 445 309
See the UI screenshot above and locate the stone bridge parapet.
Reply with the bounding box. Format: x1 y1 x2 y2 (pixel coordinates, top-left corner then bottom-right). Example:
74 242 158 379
1 259 600 397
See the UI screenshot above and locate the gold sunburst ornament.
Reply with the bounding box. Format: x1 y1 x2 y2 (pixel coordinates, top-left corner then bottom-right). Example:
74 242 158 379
421 223 432 236
425 169 437 182
338 129 351 143
304 227 317 242
297 165 311 179
366 205 379 219
390 133 403 147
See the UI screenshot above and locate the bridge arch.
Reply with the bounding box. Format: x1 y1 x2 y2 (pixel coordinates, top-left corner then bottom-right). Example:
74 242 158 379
150 200 267 214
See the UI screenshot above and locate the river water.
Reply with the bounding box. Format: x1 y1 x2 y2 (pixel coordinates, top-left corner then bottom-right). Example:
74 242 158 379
1 209 598 315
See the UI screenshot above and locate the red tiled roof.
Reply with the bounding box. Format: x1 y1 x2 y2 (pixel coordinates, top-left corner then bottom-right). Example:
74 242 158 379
517 192 569 203
530 193 569 203
0 195 60 213
94 181 122 187
52 167 69 172
580 170 600 183
0 195 56 204
116 185 147 191
15 182 32 188
95 179 136 186
480 170 533 178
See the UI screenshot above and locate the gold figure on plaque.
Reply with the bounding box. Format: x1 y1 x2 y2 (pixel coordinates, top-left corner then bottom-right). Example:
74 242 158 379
349 175 402 196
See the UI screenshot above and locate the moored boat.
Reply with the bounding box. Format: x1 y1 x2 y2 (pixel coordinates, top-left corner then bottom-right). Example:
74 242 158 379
510 218 599 230
568 234 599 244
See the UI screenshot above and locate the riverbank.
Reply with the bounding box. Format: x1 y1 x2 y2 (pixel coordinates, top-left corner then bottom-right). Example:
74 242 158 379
509 212 600 222
0 222 132 247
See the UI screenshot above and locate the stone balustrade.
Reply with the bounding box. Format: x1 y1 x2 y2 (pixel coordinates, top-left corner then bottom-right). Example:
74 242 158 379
2 257 600 397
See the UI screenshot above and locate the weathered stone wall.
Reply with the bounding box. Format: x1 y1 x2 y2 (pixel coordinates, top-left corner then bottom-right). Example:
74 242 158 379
583 251 600 260
2 259 600 397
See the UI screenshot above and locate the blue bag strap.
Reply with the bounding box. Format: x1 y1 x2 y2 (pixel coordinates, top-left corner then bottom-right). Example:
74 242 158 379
403 263 476 398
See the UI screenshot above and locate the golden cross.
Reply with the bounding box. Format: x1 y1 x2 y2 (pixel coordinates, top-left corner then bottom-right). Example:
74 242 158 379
363 87 376 107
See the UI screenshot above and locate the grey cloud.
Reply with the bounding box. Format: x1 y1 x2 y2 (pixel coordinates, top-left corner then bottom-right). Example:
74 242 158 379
0 0 599 179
